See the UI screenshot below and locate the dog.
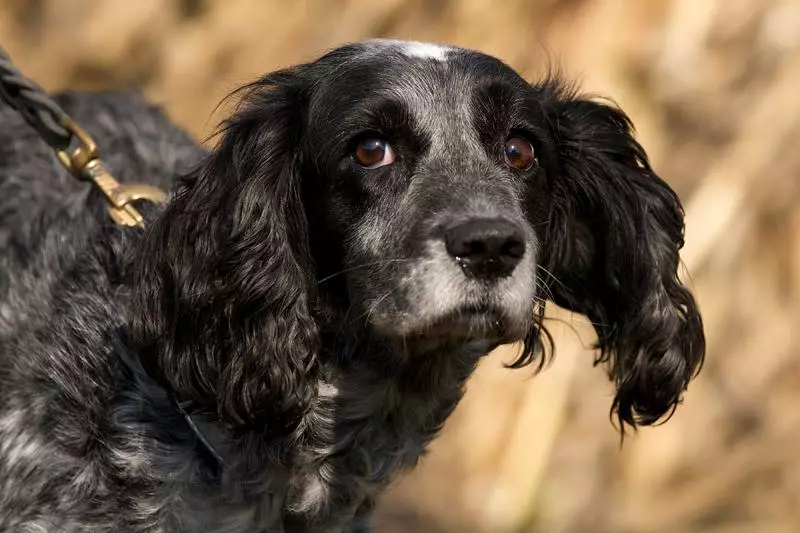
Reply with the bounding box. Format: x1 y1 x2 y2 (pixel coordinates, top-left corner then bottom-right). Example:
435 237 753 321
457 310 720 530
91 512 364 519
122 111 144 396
0 39 705 533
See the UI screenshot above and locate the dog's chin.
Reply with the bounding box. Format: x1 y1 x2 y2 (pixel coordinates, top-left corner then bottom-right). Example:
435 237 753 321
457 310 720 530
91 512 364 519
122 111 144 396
376 304 530 349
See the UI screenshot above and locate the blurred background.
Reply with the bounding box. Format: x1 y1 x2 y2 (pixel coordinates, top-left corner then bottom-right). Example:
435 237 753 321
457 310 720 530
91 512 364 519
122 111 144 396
1 0 799 531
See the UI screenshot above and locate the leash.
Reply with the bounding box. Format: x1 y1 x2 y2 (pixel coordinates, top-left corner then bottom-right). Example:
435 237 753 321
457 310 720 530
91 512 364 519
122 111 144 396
0 46 166 228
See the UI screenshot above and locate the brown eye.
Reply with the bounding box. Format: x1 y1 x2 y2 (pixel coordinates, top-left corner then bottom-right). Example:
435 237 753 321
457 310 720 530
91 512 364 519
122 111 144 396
504 136 535 171
353 138 395 169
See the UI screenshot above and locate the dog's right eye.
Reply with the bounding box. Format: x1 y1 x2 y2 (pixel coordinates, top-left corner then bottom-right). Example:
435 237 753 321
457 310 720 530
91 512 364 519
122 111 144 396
504 136 536 171
353 138 395 169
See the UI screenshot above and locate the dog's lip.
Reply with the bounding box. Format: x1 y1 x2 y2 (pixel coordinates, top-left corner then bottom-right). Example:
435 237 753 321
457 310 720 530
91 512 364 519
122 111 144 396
439 304 504 334
406 303 525 343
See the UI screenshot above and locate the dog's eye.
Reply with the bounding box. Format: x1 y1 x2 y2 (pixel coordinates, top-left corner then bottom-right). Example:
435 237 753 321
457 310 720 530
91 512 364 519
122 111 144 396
353 138 395 169
504 136 535 171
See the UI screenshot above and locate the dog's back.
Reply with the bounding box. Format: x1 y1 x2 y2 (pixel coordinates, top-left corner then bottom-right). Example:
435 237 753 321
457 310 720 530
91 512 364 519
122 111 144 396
0 92 205 531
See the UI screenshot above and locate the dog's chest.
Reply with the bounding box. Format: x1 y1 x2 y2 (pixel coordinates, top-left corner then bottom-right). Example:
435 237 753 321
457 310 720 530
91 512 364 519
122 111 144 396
284 435 424 532
282 378 452 528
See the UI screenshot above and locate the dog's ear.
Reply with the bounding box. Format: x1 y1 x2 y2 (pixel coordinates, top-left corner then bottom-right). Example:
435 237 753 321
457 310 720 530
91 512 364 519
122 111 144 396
534 80 705 431
132 67 319 437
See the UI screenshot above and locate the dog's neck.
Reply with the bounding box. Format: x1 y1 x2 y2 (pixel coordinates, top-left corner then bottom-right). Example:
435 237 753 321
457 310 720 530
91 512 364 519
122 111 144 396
112 323 494 531
281 332 494 527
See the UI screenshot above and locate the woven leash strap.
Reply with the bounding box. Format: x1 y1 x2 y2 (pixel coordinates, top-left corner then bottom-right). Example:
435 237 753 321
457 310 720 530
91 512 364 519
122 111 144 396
0 46 167 227
0 47 74 153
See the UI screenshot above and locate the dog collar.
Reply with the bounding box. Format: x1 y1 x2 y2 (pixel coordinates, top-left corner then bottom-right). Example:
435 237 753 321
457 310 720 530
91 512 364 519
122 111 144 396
111 331 230 472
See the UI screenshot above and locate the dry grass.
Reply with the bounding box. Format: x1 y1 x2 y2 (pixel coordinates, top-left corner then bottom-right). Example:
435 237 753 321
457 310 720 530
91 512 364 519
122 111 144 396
1 1 799 531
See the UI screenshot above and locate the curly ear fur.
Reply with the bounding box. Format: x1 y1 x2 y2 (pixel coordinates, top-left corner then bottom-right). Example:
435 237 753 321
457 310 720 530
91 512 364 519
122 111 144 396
537 80 705 431
131 68 319 437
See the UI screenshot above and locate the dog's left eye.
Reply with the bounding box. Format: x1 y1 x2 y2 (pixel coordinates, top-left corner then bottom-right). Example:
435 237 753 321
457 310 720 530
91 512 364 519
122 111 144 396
353 138 396 169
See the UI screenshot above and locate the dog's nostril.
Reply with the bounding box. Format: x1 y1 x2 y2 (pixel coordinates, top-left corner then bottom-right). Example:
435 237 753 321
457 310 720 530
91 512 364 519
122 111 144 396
466 240 487 256
445 218 526 279
502 239 525 259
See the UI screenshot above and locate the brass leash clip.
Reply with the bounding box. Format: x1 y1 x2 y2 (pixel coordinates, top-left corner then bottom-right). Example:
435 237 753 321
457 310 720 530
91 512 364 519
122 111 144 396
55 118 166 228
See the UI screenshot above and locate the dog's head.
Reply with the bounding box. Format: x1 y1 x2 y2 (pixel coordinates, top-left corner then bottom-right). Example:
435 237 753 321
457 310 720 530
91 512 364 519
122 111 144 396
133 39 704 436
303 41 542 351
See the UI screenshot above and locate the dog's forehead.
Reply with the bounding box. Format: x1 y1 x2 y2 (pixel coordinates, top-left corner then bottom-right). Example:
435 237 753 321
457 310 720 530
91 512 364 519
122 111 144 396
312 39 522 118
307 40 531 154
315 38 518 87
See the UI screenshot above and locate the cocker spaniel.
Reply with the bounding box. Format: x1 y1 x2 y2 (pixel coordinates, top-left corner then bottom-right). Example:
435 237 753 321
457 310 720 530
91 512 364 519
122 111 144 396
0 39 705 533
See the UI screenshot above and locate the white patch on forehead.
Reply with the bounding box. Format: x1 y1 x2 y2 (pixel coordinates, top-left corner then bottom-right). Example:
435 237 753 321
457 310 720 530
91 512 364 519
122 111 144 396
402 41 450 60
317 381 339 399
366 38 451 61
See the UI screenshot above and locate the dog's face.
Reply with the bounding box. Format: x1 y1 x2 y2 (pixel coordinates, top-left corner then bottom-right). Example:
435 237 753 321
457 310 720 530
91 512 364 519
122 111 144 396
301 40 544 347
136 39 704 434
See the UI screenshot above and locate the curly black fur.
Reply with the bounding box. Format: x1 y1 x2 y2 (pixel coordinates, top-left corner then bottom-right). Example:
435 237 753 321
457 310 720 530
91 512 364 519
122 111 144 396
0 40 704 532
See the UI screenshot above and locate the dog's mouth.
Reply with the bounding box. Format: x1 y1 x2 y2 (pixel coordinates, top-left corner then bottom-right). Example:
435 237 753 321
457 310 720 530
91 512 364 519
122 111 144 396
403 302 528 345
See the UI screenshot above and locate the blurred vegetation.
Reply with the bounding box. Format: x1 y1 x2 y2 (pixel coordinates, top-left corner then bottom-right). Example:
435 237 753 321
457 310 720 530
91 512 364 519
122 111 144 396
1 1 799 531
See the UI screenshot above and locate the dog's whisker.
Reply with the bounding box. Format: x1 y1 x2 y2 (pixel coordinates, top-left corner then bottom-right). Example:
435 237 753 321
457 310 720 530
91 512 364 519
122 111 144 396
530 218 553 228
534 275 557 304
543 312 609 329
316 259 410 285
350 287 396 326
536 265 568 293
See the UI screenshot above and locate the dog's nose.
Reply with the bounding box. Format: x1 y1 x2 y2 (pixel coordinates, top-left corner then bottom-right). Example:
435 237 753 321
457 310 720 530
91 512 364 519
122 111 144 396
445 218 526 279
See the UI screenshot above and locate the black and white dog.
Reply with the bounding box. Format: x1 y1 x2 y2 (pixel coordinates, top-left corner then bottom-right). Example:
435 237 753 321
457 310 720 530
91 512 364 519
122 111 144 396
0 39 704 532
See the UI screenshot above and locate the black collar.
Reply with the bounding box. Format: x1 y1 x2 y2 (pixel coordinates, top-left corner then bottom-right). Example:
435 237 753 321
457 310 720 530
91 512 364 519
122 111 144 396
170 393 230 469
111 330 230 471
110 331 287 528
